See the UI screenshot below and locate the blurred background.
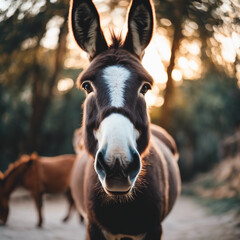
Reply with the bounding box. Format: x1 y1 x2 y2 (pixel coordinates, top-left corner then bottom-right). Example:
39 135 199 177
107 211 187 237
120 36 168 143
0 0 240 205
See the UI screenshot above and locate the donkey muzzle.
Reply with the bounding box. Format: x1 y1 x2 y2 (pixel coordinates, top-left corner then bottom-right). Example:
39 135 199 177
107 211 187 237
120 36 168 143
95 150 141 195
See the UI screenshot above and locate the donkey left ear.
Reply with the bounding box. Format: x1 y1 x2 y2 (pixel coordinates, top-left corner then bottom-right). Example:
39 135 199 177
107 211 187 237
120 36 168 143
69 0 108 60
124 0 154 60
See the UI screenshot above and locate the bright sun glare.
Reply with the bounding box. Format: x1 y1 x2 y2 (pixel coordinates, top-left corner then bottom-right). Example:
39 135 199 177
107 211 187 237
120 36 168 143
57 78 74 92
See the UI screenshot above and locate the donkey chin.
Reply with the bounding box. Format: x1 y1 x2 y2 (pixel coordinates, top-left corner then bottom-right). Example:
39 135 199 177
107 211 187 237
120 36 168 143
94 113 141 197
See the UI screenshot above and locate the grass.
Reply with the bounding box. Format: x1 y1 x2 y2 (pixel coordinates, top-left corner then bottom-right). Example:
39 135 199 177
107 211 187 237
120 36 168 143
182 184 240 215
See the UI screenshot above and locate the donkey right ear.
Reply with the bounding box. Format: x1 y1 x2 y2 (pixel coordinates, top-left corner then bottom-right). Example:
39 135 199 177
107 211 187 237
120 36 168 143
70 0 108 60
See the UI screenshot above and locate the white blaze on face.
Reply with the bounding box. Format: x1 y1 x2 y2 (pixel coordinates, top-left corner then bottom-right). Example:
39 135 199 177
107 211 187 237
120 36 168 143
103 65 131 107
94 113 139 166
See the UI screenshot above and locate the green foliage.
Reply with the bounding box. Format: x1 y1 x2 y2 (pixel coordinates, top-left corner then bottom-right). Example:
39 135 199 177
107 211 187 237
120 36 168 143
0 0 79 169
0 84 30 171
0 85 84 171
40 88 85 156
166 72 240 179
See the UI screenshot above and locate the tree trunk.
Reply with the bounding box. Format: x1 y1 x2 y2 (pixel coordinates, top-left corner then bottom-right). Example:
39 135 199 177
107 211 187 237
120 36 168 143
160 19 182 130
26 20 68 153
26 61 44 153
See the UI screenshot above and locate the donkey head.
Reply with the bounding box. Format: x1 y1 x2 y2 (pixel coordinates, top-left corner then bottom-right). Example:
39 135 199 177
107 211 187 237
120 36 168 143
70 0 154 196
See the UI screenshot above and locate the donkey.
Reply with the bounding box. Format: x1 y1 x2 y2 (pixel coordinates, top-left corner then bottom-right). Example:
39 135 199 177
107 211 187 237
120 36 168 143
69 0 181 239
0 153 77 227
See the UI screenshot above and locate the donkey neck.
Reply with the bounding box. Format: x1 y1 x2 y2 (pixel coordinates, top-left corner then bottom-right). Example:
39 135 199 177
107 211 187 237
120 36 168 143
4 162 30 197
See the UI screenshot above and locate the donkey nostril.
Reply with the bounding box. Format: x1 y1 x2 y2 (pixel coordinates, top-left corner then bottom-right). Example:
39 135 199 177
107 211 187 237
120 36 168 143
96 151 108 178
127 152 141 182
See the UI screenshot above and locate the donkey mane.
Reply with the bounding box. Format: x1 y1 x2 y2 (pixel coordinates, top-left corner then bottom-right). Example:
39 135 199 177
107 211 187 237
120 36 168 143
109 32 124 49
4 154 37 179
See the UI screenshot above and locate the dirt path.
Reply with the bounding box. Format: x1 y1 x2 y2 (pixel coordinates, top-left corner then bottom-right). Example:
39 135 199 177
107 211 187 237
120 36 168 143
163 196 240 240
0 192 239 240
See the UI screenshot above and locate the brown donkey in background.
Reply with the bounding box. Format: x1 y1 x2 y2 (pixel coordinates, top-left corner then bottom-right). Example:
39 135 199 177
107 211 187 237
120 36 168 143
0 153 76 227
70 0 181 239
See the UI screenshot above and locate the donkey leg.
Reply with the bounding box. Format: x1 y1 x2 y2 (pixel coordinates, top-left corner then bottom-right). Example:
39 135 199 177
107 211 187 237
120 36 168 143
145 224 163 240
32 193 43 228
62 189 84 223
87 222 106 240
79 213 84 223
62 189 74 222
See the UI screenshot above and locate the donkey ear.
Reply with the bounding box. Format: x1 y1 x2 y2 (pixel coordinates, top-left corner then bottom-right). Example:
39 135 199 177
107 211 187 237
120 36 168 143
70 0 108 60
124 0 154 60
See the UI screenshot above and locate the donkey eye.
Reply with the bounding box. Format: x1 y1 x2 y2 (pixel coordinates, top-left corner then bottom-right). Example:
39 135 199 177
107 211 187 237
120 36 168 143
82 82 93 94
140 83 151 95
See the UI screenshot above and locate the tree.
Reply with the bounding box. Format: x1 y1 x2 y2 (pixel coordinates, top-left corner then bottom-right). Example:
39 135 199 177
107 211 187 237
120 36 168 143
154 0 239 129
0 0 70 153
0 0 85 168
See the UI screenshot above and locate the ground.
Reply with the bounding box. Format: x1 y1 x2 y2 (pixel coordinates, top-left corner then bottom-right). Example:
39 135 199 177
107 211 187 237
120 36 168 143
0 189 239 240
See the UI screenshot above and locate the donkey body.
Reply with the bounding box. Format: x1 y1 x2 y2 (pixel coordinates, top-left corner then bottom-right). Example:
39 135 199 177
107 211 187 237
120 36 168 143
69 0 181 239
0 154 76 227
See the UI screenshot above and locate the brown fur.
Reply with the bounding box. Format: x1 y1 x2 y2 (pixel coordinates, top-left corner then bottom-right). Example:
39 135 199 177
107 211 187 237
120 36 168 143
150 124 179 159
0 154 77 227
73 128 84 153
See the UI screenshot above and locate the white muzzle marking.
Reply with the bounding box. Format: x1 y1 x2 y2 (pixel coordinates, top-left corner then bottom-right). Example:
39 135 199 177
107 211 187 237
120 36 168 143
94 113 140 190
